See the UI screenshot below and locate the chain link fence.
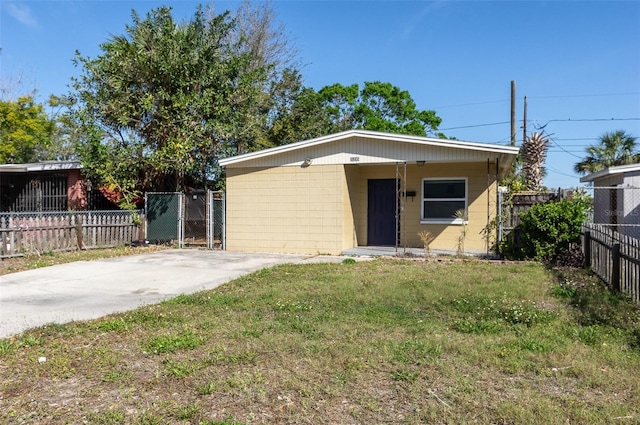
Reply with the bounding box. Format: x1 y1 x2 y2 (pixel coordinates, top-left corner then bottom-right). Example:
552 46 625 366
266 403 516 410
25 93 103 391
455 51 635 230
184 191 207 246
0 189 226 258
145 192 183 246
207 191 225 249
145 191 224 249
584 186 640 240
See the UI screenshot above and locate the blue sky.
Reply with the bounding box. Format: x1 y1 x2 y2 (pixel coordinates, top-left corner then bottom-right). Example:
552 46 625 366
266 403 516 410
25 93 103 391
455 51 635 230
2 0 639 188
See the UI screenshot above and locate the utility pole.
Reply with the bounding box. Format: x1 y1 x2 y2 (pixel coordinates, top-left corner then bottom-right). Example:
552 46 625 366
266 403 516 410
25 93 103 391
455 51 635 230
523 95 528 145
510 80 516 146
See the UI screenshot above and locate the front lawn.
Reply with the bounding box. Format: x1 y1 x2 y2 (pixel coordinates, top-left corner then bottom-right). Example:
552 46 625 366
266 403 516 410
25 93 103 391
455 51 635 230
1 259 638 424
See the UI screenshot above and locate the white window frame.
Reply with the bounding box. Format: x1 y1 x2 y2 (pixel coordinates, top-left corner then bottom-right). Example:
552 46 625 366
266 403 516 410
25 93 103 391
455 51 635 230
420 177 468 224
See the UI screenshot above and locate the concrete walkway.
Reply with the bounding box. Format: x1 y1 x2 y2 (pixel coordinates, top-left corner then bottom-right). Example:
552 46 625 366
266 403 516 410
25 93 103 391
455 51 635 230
0 250 345 339
342 246 490 257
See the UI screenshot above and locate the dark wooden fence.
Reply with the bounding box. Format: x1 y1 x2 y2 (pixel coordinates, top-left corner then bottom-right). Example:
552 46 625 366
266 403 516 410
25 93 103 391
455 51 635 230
504 191 558 229
0 210 143 259
499 191 558 250
582 223 640 303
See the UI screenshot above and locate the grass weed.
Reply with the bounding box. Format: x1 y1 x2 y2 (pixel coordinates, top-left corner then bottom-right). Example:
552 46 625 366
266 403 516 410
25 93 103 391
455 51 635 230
143 330 205 354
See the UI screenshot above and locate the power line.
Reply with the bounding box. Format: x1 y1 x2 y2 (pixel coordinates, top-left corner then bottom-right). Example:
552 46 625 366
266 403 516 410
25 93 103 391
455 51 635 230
553 137 600 141
442 118 639 133
432 99 509 109
431 92 639 110
535 118 640 129
548 137 583 159
551 118 640 122
528 92 639 100
546 166 579 179
439 121 510 131
549 143 597 147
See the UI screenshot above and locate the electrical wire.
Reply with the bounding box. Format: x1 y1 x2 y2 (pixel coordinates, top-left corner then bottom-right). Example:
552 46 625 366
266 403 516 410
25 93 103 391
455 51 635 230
431 92 639 110
545 166 579 178
439 121 510 131
431 99 509 109
441 117 638 133
553 137 600 141
548 144 594 147
548 137 584 159
535 118 640 129
527 92 639 100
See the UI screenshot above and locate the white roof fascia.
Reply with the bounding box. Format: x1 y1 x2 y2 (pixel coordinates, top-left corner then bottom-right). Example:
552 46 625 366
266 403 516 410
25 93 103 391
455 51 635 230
0 164 28 172
219 130 519 167
579 163 640 183
0 161 82 173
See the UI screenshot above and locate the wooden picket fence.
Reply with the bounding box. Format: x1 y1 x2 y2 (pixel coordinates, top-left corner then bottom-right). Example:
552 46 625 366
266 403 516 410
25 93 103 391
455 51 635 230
0 210 143 259
583 223 640 303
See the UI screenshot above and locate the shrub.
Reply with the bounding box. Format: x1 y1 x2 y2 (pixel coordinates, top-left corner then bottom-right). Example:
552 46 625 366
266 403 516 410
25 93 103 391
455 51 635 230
501 196 590 262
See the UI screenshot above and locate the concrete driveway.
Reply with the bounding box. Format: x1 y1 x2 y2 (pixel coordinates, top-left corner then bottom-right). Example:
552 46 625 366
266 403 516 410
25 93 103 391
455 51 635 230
0 249 345 339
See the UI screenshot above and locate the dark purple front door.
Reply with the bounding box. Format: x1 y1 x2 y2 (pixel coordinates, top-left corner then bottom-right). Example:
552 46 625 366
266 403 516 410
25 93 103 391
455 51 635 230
367 179 396 246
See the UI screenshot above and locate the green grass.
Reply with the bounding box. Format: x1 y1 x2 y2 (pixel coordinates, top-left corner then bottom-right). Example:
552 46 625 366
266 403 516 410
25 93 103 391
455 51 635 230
1 258 639 424
144 330 206 354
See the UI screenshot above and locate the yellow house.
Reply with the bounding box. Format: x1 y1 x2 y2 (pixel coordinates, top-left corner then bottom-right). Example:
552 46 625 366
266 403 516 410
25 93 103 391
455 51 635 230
219 130 518 256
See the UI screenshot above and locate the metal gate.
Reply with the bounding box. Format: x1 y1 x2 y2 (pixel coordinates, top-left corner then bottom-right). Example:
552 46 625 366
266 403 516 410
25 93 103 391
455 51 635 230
145 192 183 246
145 191 224 249
207 191 225 249
184 191 207 246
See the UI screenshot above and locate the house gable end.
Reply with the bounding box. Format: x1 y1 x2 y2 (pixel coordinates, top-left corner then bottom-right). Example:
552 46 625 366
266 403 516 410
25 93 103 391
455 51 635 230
221 131 518 177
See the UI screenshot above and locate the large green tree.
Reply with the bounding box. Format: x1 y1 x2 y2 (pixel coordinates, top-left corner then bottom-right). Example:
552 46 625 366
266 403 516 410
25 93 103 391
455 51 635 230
316 81 443 137
67 3 445 204
0 95 53 163
318 83 360 132
222 0 304 156
263 80 446 147
574 130 639 175
71 5 271 196
264 69 334 145
43 94 80 161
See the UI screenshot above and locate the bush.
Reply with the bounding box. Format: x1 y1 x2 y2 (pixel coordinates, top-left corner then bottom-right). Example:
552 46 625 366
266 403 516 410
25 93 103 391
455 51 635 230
501 196 590 262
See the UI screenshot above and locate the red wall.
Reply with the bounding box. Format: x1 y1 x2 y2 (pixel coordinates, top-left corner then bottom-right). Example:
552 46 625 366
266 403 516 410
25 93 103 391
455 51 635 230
67 169 88 210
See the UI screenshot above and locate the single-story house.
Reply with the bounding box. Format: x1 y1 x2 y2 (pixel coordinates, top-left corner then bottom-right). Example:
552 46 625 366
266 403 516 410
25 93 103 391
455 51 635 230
0 161 86 211
580 163 640 239
0 161 122 212
2 160 130 212
219 130 519 255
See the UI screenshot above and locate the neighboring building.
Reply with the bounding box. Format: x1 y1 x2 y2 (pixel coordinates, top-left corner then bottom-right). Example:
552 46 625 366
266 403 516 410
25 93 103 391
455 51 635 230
219 130 519 255
0 161 89 211
580 163 640 239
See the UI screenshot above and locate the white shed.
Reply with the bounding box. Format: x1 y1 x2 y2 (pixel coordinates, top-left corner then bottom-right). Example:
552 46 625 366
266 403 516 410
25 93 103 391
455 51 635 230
580 163 640 239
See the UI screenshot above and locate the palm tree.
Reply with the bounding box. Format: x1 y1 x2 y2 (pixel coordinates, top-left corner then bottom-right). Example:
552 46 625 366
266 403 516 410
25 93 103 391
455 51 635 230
522 132 549 190
574 130 638 175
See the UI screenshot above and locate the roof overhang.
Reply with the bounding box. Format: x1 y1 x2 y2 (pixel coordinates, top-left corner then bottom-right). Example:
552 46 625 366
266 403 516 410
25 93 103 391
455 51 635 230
579 163 640 183
0 161 82 173
219 130 519 176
